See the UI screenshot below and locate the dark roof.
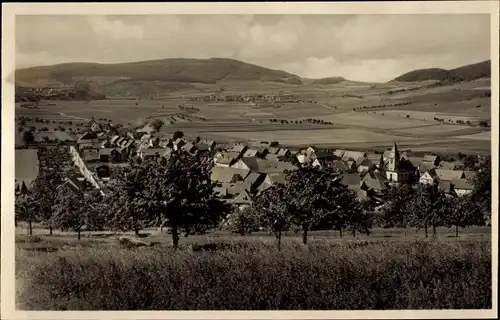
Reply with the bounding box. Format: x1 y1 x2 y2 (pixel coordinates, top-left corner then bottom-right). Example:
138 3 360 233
341 173 361 187
361 171 388 191
451 179 474 190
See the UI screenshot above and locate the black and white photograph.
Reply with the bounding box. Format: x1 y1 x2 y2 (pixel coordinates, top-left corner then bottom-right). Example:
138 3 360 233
1 2 498 318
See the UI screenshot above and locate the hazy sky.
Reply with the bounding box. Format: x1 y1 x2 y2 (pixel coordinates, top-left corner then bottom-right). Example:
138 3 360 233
16 14 490 82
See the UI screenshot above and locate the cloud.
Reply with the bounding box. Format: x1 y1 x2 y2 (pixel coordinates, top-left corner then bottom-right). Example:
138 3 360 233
15 14 490 82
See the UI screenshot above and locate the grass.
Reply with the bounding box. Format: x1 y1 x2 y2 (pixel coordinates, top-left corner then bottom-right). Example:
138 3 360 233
16 235 492 310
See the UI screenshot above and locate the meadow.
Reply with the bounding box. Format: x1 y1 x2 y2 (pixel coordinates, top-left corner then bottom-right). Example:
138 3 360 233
15 226 492 310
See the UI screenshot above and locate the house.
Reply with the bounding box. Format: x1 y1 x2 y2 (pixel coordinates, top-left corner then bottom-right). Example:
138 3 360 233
360 171 389 193
201 140 217 150
99 148 120 162
422 154 440 166
243 149 260 158
438 180 452 194
89 120 102 133
435 169 465 182
256 172 287 195
57 175 87 194
232 157 259 172
158 136 173 148
268 147 280 155
330 160 350 172
451 179 474 196
181 142 197 154
229 143 248 156
127 131 143 140
115 137 125 147
439 161 456 170
82 149 99 163
210 167 250 185
342 150 367 162
276 148 290 157
334 149 346 158
243 172 266 194
214 151 241 167
265 154 288 162
357 159 374 173
110 135 120 146
139 148 164 159
256 159 297 174
419 169 439 185
214 186 228 198
173 138 186 151
341 173 361 189
463 171 476 180
231 189 253 209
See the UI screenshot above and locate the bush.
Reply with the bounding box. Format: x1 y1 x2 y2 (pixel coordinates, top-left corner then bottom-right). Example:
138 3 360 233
16 239 491 310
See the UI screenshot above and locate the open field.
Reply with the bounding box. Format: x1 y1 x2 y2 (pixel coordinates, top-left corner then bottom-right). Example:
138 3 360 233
15 76 492 154
15 225 491 310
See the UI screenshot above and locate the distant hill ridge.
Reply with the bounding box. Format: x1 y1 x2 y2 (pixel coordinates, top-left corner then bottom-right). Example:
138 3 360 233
393 60 491 83
15 57 304 87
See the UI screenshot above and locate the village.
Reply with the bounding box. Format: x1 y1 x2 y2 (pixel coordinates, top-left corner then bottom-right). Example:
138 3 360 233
15 117 484 217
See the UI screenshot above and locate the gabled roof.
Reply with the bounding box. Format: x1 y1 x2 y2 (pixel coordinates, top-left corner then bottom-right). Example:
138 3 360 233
276 148 290 156
214 151 240 165
342 150 366 161
99 148 119 156
463 171 476 180
244 149 259 158
233 157 259 171
361 171 388 191
243 172 265 192
408 156 424 167
82 149 99 161
263 172 287 186
140 134 152 141
231 189 253 205
334 149 346 158
230 143 247 153
341 173 361 187
422 154 439 163
451 178 474 190
435 169 465 182
438 180 452 193
439 161 456 170
211 167 250 184
331 160 350 171
357 159 373 167
268 147 280 154
57 176 85 194
110 135 120 144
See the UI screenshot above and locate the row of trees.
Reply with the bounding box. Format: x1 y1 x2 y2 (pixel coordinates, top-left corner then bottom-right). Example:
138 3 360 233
15 146 491 249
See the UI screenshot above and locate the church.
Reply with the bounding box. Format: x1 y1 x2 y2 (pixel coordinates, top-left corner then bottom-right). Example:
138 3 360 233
379 141 417 184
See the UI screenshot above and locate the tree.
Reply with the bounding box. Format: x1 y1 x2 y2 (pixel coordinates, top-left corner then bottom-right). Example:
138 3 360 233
444 195 484 237
173 130 184 140
22 131 35 147
286 167 360 244
111 153 230 247
471 158 491 220
347 198 374 237
227 206 261 236
149 119 164 131
15 192 40 236
382 184 415 229
253 183 293 251
407 183 446 238
31 147 66 235
51 189 102 240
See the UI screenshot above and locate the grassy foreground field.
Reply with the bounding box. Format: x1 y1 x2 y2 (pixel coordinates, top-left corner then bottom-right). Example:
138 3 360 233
16 228 492 310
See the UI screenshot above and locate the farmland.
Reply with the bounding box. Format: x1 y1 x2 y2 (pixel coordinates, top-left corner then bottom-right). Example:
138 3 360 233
15 75 491 155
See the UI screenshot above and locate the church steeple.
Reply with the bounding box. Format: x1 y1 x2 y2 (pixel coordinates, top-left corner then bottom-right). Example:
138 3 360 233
387 139 400 172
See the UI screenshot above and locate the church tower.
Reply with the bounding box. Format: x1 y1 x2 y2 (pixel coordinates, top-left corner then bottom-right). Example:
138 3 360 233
386 140 401 182
387 140 400 172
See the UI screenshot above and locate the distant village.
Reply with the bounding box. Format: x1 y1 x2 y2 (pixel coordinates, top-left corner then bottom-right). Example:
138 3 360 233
16 117 486 214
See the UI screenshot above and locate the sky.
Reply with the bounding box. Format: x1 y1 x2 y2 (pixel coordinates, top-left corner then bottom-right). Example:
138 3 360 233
15 14 491 82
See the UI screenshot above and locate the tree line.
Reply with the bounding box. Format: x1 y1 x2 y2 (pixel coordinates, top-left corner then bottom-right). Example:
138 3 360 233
15 147 491 249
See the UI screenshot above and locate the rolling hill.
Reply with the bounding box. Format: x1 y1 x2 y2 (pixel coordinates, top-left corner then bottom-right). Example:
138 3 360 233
15 58 303 88
312 77 347 85
393 60 491 83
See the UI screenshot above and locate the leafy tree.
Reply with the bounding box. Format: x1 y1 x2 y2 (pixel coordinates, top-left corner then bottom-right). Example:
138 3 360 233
173 130 184 140
15 192 40 236
347 198 374 237
471 158 491 220
382 184 415 229
149 119 164 131
227 206 261 236
22 131 35 147
253 183 293 251
31 147 66 235
444 195 484 237
286 167 360 244
407 183 446 238
51 189 102 240
111 152 230 247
